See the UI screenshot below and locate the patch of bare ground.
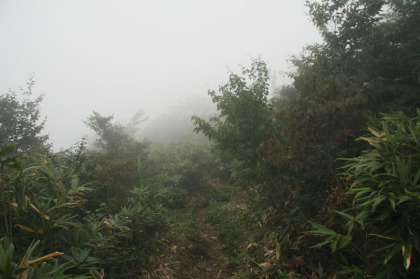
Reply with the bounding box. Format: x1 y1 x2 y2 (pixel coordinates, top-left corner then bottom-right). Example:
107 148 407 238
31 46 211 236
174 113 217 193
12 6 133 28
185 208 230 279
154 206 231 279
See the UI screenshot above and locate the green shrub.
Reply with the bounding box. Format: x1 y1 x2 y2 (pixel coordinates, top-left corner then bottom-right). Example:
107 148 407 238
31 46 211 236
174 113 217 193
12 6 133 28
310 111 420 278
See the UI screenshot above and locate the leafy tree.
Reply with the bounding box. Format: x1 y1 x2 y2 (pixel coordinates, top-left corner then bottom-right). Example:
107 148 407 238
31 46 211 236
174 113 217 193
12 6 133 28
124 109 148 139
304 0 420 113
84 111 149 159
83 111 150 209
255 1 420 277
265 0 420 192
0 77 49 153
84 111 126 151
192 59 272 169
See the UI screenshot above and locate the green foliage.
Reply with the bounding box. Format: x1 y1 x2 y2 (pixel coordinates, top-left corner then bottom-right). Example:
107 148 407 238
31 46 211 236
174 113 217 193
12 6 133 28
60 248 99 272
0 237 15 279
146 140 221 201
0 141 168 278
0 77 49 153
307 0 385 54
193 59 273 170
84 111 149 159
84 111 126 152
1 1 419 278
0 237 84 279
0 144 23 240
123 109 148 139
256 1 420 277
15 159 91 244
267 0 420 192
343 111 420 277
206 201 243 255
308 221 352 252
310 111 420 278
304 0 420 113
81 151 139 212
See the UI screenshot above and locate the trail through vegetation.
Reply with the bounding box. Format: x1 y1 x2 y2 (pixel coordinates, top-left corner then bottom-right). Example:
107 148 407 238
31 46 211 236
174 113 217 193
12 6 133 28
1 1 420 278
153 185 237 279
184 207 227 279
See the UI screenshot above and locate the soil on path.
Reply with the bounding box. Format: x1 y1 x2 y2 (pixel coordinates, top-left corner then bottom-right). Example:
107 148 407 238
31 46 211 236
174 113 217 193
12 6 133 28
185 208 230 279
154 205 232 279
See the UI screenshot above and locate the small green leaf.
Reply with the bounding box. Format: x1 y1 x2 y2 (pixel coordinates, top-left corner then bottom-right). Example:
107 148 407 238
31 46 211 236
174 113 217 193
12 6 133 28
383 243 402 265
402 244 412 270
333 210 354 221
388 197 396 210
412 169 420 186
371 196 386 212
308 221 337 236
310 237 334 249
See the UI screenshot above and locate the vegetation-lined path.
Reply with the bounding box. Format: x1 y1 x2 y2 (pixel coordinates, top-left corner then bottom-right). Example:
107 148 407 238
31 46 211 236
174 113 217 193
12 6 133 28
2 1 419 278
153 186 238 279
184 207 228 279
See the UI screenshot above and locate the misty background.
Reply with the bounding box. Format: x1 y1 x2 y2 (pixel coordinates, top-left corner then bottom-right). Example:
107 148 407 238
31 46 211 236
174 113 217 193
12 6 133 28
0 0 321 150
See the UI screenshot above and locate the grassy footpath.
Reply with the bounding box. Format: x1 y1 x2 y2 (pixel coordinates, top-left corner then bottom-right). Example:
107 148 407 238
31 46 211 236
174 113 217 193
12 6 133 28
151 184 256 278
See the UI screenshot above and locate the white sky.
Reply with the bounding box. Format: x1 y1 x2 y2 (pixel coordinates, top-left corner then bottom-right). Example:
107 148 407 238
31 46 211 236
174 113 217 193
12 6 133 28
0 0 321 150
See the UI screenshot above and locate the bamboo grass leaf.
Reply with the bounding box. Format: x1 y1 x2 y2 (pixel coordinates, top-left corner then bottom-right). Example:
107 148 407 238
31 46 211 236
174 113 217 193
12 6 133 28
388 198 396 210
308 221 337 236
17 225 35 233
371 196 386 212
383 243 402 264
402 244 412 270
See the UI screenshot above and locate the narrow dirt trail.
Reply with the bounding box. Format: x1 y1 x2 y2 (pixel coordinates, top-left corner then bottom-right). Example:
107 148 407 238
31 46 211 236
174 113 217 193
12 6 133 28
153 203 233 279
185 208 230 279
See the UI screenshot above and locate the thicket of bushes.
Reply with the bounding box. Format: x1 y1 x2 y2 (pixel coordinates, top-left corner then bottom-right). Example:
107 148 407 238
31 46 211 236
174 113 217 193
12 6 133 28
0 117 221 278
193 1 420 278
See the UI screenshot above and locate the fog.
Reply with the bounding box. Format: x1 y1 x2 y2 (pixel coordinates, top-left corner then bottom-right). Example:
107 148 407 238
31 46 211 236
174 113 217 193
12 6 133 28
0 0 321 150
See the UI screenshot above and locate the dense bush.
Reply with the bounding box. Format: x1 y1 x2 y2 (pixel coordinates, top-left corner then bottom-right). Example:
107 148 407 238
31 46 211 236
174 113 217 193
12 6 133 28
0 143 173 278
310 111 420 278
191 1 420 278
